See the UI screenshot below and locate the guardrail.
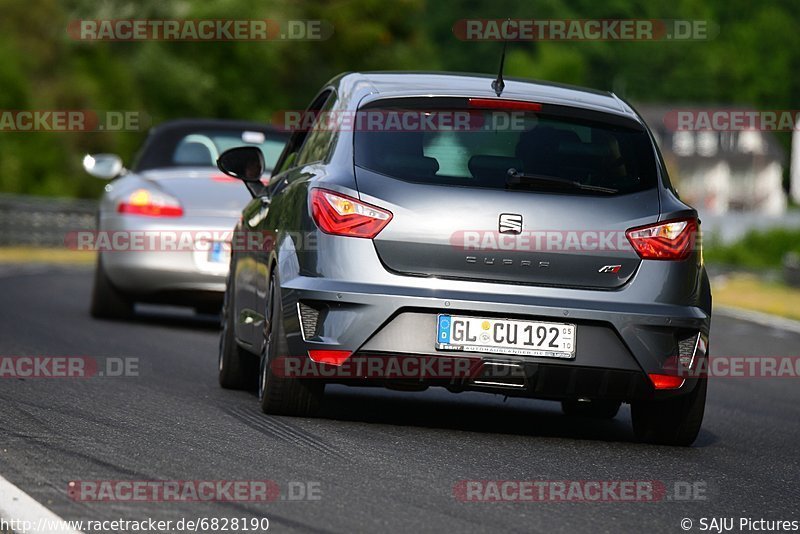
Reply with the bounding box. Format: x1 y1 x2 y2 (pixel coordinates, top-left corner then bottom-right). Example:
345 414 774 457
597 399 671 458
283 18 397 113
785 253 800 287
0 193 96 247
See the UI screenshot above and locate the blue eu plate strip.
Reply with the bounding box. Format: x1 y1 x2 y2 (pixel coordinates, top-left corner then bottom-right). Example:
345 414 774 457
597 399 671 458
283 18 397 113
437 315 451 344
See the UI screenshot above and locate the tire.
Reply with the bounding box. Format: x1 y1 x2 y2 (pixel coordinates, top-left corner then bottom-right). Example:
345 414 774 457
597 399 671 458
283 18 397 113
218 277 256 390
631 378 707 446
562 399 621 419
90 257 134 319
258 270 323 416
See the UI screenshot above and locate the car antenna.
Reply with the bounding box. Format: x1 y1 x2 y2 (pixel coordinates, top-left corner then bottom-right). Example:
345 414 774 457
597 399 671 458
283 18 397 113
491 33 509 97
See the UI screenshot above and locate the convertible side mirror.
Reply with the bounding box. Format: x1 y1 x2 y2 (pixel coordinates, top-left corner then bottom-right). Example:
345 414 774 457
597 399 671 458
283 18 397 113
83 153 124 179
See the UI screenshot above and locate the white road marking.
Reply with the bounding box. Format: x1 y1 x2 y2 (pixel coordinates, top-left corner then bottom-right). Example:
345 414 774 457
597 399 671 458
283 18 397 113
715 305 800 336
0 473 83 534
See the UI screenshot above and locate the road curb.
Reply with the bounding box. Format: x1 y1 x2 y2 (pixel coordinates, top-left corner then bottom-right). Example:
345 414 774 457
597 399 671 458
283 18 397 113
714 305 800 335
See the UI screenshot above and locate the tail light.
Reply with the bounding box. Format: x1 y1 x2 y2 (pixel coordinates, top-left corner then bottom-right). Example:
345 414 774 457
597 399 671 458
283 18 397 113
626 218 698 260
468 98 542 112
211 174 239 183
648 373 685 390
308 350 351 366
118 188 183 217
310 188 392 238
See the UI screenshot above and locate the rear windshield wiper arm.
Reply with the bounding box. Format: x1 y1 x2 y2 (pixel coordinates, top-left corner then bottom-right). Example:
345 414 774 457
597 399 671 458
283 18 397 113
506 168 618 194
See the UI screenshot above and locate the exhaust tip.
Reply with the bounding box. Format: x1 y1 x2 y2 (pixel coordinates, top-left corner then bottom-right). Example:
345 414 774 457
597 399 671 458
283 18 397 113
471 361 528 389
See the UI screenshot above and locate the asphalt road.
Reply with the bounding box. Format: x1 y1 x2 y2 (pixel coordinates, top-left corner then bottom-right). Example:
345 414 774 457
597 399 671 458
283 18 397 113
0 265 798 533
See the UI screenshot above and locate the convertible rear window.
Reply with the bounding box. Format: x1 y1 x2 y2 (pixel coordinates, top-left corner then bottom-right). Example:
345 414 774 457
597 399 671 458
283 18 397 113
134 126 288 173
353 98 657 195
170 130 285 170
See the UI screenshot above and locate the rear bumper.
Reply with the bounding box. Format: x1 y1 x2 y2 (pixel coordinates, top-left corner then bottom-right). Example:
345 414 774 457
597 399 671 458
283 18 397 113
99 215 237 296
308 358 659 402
277 271 710 402
103 250 228 294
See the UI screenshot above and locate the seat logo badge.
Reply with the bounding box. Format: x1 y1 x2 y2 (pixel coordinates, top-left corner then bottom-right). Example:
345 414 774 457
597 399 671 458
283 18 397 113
598 265 622 273
499 213 523 234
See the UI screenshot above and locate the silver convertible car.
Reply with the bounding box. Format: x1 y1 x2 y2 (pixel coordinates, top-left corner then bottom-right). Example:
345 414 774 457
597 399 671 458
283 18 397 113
84 119 289 318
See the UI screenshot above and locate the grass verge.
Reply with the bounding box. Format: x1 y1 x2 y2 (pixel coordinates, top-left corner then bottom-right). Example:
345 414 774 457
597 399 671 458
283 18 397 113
712 273 800 322
0 247 96 265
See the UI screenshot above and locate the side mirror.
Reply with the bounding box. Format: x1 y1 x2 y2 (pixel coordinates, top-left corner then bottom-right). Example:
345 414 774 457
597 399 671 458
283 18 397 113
217 147 265 182
83 153 124 179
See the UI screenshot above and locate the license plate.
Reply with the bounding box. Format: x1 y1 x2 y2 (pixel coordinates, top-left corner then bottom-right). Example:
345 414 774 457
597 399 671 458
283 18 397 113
208 242 230 264
436 314 576 359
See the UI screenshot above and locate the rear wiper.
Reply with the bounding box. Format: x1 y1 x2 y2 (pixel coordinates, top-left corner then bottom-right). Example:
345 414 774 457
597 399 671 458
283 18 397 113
506 169 618 194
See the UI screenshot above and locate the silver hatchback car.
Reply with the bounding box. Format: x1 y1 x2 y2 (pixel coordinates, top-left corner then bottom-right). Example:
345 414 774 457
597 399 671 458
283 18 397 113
217 73 711 446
